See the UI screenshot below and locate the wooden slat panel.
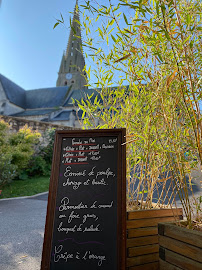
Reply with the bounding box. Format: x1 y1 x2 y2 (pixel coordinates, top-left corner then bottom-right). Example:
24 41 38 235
127 252 159 267
159 235 202 263
159 222 202 249
127 216 180 229
128 243 159 257
159 259 182 270
127 235 158 248
129 261 159 270
127 208 183 220
164 249 202 270
127 226 158 238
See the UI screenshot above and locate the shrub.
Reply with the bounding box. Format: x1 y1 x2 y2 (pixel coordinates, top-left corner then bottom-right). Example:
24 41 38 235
25 155 48 177
0 120 16 186
0 150 17 186
0 120 41 186
21 128 55 179
39 128 55 165
11 126 41 178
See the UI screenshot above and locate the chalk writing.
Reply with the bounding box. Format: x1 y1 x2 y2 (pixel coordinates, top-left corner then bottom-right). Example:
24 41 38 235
53 245 106 266
50 135 120 269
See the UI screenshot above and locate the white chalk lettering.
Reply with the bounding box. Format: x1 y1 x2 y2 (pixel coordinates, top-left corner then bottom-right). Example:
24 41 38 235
82 251 106 266
64 166 86 177
102 144 114 149
67 210 80 223
63 178 82 190
54 245 74 263
96 168 114 179
57 222 76 234
72 138 82 145
59 197 88 211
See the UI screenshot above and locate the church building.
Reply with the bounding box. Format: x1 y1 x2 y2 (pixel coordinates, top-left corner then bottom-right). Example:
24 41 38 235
0 0 96 127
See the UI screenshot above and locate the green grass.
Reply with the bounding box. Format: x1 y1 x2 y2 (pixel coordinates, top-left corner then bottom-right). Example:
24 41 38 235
0 176 50 199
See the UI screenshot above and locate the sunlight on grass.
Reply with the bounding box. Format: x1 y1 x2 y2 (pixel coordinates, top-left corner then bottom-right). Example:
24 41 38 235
0 176 50 199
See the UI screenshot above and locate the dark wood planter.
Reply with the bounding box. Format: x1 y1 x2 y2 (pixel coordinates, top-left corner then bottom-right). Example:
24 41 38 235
158 222 202 270
126 208 183 270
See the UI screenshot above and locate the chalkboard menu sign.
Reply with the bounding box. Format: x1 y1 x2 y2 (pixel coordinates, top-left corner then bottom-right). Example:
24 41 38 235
41 129 126 270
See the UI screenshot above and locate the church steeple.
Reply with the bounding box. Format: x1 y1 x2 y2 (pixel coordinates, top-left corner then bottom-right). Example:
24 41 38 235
56 0 87 89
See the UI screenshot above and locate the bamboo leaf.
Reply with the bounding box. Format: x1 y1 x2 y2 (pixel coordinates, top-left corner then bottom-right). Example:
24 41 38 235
114 54 131 63
53 22 59 29
123 13 129 25
166 68 178 87
111 34 116 43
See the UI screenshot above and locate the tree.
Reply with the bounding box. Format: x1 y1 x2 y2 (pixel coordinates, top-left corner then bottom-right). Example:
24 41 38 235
76 0 202 226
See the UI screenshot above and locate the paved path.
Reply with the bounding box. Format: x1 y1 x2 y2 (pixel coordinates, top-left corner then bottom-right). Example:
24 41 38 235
0 193 48 270
0 176 201 270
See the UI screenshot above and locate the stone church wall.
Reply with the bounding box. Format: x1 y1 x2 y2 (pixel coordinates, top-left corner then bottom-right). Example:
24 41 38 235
18 114 50 122
0 115 77 134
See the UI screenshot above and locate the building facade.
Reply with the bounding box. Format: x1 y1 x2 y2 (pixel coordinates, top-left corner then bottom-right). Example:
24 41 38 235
0 0 95 128
56 0 87 90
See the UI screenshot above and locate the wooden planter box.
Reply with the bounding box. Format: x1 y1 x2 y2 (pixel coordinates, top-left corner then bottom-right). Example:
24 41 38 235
126 208 183 270
158 222 202 270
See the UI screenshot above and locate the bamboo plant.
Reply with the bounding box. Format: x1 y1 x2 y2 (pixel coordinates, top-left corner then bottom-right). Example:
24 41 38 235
63 0 202 228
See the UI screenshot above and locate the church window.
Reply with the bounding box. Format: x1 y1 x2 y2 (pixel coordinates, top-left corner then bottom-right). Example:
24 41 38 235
71 80 75 84
71 52 73 56
65 81 67 85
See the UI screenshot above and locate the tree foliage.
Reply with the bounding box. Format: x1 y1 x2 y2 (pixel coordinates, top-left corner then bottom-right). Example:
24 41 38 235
24 128 55 178
0 120 41 186
76 0 202 226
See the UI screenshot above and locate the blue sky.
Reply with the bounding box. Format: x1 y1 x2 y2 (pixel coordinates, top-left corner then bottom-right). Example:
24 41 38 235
0 0 81 90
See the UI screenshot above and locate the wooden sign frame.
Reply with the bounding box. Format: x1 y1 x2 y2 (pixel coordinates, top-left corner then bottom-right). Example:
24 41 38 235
41 129 126 270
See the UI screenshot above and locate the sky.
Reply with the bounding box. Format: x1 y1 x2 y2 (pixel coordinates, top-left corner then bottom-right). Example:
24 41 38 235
0 0 82 90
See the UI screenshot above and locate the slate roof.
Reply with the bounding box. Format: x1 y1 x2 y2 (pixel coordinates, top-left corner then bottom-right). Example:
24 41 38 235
63 88 101 107
25 86 70 109
51 109 83 121
0 74 123 124
50 110 72 121
0 73 26 108
12 108 57 117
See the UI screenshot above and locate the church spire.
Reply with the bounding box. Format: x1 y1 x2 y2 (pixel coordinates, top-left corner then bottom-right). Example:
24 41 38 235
56 0 87 90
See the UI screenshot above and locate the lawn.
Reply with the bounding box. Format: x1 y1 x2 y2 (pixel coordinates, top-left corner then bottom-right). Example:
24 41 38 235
0 176 50 199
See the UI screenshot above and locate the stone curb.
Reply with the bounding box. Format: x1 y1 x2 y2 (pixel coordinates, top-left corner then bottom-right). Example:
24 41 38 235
0 191 48 201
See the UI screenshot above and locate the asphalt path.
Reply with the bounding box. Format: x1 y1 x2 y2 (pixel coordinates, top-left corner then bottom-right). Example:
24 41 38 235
0 171 201 270
0 193 48 270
